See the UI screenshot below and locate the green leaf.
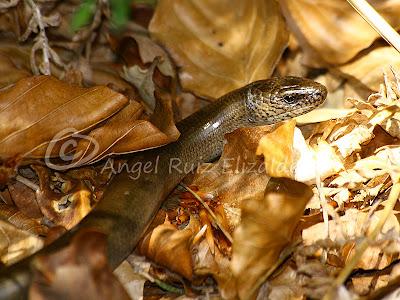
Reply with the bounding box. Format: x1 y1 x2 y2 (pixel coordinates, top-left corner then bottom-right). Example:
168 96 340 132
110 0 131 29
71 0 157 31
71 0 97 32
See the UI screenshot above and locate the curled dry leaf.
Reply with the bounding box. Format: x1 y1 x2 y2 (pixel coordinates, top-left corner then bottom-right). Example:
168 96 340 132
296 139 344 183
73 90 180 165
149 0 288 99
256 119 296 178
0 75 180 169
231 178 313 299
138 216 200 280
119 30 175 79
122 58 160 112
118 29 176 111
262 264 303 300
279 0 400 65
30 229 131 300
0 75 128 159
76 60 137 94
6 180 42 218
261 122 343 181
332 125 374 157
360 125 399 158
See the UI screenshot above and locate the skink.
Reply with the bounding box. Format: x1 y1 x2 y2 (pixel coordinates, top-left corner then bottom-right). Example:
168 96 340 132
0 76 327 299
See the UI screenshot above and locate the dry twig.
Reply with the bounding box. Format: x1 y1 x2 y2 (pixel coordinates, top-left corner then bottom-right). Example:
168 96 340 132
0 0 19 10
180 183 233 243
21 0 63 75
347 0 400 54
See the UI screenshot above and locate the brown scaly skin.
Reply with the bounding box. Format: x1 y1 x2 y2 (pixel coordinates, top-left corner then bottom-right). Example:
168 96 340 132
0 77 327 299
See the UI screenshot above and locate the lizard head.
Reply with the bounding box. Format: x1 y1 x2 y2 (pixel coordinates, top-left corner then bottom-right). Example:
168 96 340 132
245 76 327 125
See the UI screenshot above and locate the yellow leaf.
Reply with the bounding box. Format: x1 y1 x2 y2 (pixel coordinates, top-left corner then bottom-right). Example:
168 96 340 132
138 217 200 280
256 120 296 178
279 0 400 65
339 47 400 91
231 178 313 299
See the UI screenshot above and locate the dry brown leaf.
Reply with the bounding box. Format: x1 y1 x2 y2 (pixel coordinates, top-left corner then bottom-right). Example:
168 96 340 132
276 40 309 78
0 158 18 188
338 46 400 91
149 0 288 98
30 229 131 300
0 204 48 236
138 216 200 280
0 219 43 266
0 75 128 160
231 178 313 299
360 125 399 158
0 7 24 38
118 29 176 79
73 91 180 165
122 59 160 111
279 0 400 66
0 42 31 88
6 180 42 218
114 29 176 104
351 275 391 296
0 75 179 169
76 60 139 95
174 92 208 120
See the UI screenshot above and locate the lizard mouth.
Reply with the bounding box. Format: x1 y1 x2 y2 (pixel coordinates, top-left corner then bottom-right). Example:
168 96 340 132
274 103 324 121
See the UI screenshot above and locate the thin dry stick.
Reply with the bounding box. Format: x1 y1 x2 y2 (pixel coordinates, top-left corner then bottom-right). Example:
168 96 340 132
180 183 233 243
15 175 39 191
25 0 51 75
346 0 400 54
0 0 19 9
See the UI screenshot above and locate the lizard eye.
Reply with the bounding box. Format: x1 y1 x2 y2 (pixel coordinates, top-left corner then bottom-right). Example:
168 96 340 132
283 94 297 104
